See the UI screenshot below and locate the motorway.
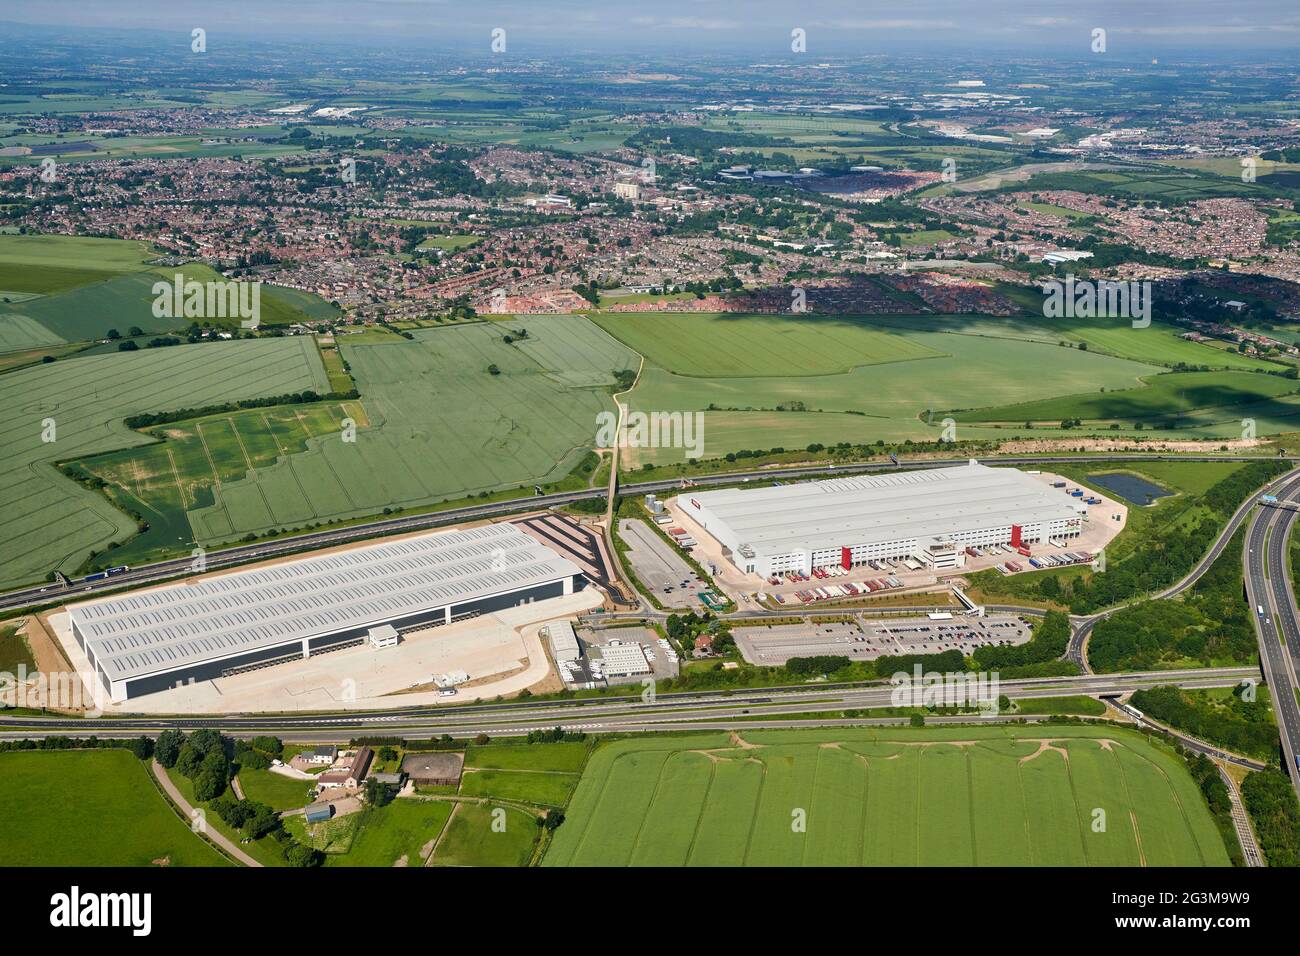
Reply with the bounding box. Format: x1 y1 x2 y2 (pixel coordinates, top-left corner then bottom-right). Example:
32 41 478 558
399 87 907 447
3 453 1292 614
1246 475 1300 795
0 666 1256 740
1067 463 1300 670
0 451 1294 765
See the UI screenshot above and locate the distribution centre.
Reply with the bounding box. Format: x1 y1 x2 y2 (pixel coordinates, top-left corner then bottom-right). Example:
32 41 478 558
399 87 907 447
67 522 584 702
680 461 1085 577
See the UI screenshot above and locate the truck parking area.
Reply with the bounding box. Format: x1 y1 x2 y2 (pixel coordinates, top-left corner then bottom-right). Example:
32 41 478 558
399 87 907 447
618 518 709 608
733 612 1032 666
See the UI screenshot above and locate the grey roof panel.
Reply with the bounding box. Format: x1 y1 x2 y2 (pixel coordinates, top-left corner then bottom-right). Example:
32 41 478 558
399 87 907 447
69 523 581 682
689 463 1083 557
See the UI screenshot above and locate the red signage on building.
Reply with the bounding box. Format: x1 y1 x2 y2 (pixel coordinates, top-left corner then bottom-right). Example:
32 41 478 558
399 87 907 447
1010 524 1023 548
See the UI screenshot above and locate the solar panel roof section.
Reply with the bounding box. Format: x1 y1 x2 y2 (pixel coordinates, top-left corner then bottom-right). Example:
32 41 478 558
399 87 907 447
68 523 581 682
692 463 1080 554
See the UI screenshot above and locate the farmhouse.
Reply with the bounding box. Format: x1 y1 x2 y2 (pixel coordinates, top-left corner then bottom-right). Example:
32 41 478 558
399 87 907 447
317 747 373 790
683 462 1085 578
67 523 585 702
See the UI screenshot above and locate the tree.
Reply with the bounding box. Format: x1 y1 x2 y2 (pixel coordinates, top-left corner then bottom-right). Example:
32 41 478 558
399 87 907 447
242 802 280 840
174 744 202 778
154 729 184 768
364 776 394 807
284 843 323 867
188 729 224 758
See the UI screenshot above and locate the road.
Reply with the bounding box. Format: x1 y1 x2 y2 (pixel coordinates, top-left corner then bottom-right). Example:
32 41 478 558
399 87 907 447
1067 464 1300 670
5 453 1291 614
1245 480 1300 796
0 665 1255 740
149 759 261 867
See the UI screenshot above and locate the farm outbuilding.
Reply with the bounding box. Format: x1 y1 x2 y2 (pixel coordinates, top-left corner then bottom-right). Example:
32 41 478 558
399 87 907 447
400 751 465 787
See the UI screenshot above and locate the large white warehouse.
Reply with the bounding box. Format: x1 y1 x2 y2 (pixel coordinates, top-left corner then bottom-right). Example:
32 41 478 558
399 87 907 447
682 462 1085 577
68 523 584 702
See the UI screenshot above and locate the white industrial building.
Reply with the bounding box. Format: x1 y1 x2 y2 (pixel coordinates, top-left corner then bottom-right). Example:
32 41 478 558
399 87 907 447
595 642 651 677
682 462 1086 578
67 523 584 702
543 620 581 663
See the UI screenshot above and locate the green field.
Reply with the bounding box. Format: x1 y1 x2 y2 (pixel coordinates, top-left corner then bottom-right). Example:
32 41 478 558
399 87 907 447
69 315 635 565
323 800 455 867
0 236 339 352
431 802 539 867
463 742 590 772
0 336 330 588
589 311 941 377
0 750 228 866
954 370 1300 425
0 624 36 673
237 769 317 811
1013 695 1108 716
459 769 579 806
542 727 1229 867
416 234 481 252
589 309 1291 465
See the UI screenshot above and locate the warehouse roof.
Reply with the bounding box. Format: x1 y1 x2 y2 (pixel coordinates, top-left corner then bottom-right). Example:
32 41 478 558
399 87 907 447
544 619 581 662
68 523 581 684
688 463 1083 557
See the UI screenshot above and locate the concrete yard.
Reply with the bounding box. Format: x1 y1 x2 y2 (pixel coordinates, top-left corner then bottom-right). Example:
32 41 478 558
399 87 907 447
733 612 1031 666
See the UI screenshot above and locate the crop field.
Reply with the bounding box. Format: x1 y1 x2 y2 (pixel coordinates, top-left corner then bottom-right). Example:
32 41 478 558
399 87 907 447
542 727 1229 867
872 311 1277 372
997 166 1285 202
0 336 329 588
615 325 1163 463
589 311 941 377
0 236 338 351
0 750 227 867
70 315 636 563
592 310 1292 464
76 399 367 565
955 370 1300 424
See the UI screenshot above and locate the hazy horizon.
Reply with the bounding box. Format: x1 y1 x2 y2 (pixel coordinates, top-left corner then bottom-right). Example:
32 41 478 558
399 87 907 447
1 0 1298 57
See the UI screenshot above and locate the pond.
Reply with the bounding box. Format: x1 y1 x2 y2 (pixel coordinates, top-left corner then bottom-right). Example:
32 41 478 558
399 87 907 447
1086 472 1172 506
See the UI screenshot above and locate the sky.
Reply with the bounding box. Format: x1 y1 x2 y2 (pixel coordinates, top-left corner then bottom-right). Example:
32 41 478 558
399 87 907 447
2 0 1298 56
